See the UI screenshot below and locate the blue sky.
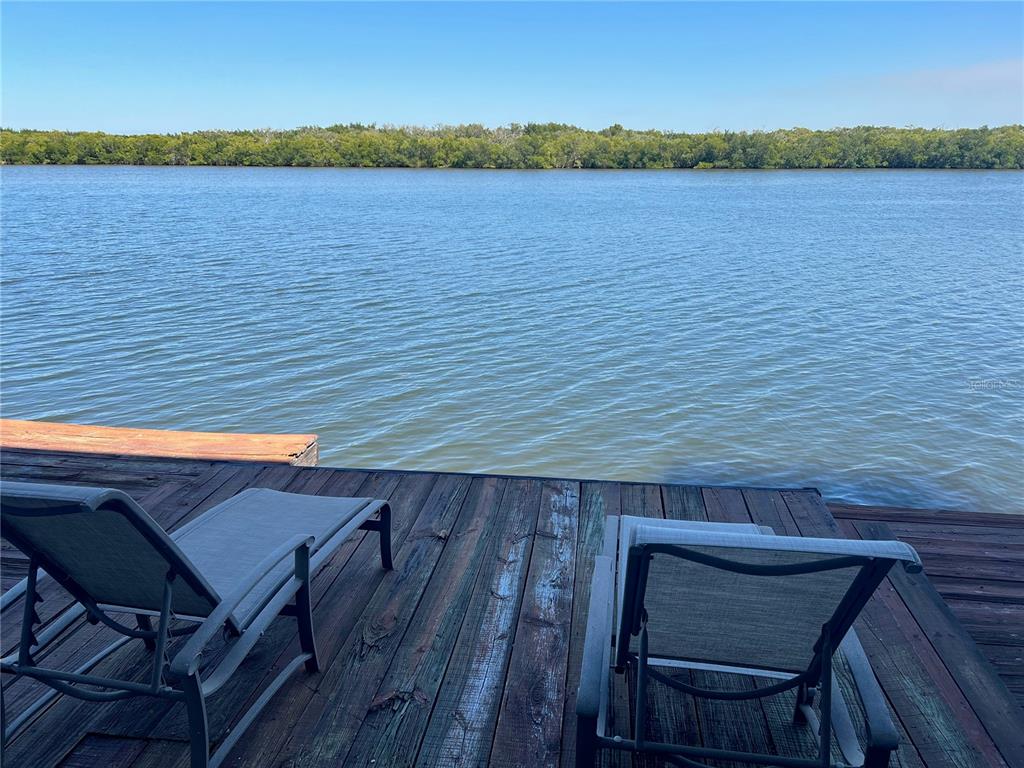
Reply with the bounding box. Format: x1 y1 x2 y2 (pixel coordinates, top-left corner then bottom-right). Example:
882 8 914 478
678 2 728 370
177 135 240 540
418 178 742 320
2 2 1021 133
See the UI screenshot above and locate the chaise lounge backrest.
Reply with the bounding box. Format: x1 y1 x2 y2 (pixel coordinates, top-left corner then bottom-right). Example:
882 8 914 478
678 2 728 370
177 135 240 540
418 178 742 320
1 481 221 619
612 516 772 629
616 523 922 676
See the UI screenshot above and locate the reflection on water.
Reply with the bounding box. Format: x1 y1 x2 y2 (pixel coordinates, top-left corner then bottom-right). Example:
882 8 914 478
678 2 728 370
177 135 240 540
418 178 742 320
1 167 1021 512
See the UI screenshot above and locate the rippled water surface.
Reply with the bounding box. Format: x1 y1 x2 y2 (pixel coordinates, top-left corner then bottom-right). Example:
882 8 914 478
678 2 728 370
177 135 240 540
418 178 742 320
2 166 1021 512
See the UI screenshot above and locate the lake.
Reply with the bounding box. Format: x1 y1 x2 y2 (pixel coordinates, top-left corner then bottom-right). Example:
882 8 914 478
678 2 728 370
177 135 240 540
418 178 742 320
1 166 1021 513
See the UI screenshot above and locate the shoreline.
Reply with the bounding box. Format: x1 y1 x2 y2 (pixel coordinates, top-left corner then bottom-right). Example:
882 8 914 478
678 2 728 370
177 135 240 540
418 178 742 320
3 163 1022 171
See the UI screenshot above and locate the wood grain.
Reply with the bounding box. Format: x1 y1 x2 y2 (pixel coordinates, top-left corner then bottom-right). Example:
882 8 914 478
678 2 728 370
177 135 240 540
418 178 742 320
0 419 318 465
0 450 1016 768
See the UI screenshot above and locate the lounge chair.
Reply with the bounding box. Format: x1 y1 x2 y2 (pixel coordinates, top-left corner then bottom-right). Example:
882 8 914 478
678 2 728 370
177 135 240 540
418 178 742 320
0 480 393 768
576 515 922 768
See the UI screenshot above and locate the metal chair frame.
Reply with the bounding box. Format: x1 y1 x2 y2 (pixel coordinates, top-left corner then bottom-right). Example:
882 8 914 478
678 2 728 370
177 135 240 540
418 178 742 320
1 487 392 768
576 519 918 768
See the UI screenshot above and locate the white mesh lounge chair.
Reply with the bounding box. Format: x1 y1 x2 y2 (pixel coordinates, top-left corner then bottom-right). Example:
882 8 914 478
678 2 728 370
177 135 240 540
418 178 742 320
0 480 393 768
576 515 922 768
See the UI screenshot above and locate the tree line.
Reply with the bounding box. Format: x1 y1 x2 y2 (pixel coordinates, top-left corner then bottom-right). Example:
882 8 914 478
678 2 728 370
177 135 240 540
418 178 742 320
2 124 1022 169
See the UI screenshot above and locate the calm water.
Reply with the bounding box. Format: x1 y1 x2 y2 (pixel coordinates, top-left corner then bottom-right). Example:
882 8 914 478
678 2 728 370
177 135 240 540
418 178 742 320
1 166 1022 513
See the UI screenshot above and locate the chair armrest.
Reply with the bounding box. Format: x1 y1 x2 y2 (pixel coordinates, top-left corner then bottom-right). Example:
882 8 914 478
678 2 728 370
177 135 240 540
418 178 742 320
841 631 900 756
577 555 614 719
168 534 314 680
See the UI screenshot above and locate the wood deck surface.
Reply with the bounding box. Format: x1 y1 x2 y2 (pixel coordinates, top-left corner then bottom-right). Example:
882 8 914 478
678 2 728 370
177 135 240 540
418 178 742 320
0 420 319 466
1 448 1020 767
829 502 1024 712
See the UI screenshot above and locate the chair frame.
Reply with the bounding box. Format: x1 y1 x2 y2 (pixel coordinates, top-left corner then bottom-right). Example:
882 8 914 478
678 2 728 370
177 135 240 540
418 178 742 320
577 517 914 768
0 490 392 768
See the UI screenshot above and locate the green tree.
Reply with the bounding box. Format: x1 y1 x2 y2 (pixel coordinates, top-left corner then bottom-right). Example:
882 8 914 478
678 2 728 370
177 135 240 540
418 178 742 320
3 125 1022 169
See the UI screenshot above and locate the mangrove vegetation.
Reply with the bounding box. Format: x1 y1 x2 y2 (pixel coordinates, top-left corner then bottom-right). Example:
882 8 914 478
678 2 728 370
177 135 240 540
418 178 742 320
2 124 1022 169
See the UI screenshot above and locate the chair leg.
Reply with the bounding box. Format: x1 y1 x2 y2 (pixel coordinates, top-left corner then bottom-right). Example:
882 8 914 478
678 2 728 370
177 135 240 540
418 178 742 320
295 578 320 674
576 714 598 767
378 504 393 570
136 614 156 651
182 673 210 768
864 744 894 768
793 682 815 725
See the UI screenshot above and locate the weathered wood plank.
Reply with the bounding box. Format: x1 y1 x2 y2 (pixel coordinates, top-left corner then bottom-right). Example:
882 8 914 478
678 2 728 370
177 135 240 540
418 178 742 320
690 671 778 767
646 485 707 766
619 482 668 768
560 481 620 768
338 477 509 768
0 419 318 465
976 644 1024 678
701 486 750 524
894 540 1024 567
881 521 1024 546
490 479 580 768
283 473 474 767
829 523 1024 702
576 483 634 768
857 586 1007 767
414 478 544 768
620 482 663 521
1 559 29 591
2 449 1014 768
941 600 1024 647
661 484 705 523
782 490 1006 768
0 465 181 493
0 447 215 476
124 739 190 768
188 470 438 765
698 489 796 767
750 495 924 767
929 576 1024 605
910 559 1022 583
55 733 148 767
828 502 1023 529
853 519 1024 765
741 487 801 535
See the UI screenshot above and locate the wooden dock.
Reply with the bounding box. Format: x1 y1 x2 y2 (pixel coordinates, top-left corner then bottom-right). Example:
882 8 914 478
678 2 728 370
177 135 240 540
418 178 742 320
829 502 1024 711
1 448 1021 767
0 419 319 466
